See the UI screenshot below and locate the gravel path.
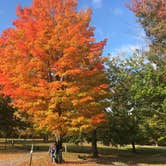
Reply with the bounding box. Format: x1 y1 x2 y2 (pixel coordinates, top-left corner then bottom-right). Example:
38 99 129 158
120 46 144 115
0 152 46 166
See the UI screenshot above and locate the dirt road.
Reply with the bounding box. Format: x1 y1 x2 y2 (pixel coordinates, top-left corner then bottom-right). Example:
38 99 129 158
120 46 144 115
0 152 46 166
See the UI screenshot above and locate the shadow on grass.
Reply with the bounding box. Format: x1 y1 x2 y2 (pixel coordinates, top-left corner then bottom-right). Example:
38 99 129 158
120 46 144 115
68 145 166 165
1 143 166 165
95 153 166 165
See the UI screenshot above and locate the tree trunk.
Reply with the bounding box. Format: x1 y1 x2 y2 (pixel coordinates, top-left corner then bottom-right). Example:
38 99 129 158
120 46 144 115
155 141 158 147
91 129 98 158
131 141 136 153
56 134 63 164
43 134 48 142
4 137 7 150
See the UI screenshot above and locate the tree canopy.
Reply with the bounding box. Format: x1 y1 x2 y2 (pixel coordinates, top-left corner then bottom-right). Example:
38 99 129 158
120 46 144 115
0 0 108 138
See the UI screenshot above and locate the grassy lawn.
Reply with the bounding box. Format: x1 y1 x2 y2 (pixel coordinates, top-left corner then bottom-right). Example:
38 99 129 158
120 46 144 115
0 141 166 166
18 148 166 166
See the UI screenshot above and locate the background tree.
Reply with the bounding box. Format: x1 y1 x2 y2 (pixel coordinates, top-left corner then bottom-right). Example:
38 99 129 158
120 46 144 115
106 54 146 152
0 95 26 139
130 55 166 146
129 0 166 146
106 48 166 149
129 0 166 52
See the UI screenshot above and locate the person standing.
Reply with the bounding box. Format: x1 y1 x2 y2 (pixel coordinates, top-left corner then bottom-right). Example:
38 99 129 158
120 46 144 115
49 141 57 163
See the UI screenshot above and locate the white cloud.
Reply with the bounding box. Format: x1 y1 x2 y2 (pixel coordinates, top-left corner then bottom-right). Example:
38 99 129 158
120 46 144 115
116 44 141 53
120 44 142 53
111 44 149 57
113 8 123 16
92 0 103 8
134 28 150 44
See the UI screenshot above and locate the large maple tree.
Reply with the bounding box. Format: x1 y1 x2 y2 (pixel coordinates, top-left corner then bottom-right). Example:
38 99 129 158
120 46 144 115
0 0 108 148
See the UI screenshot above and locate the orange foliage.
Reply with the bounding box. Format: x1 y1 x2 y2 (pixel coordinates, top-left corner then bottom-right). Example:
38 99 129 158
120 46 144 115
0 0 109 135
91 113 106 125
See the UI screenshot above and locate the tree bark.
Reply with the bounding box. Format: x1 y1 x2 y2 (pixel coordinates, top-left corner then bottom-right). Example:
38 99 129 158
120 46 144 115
4 137 7 150
57 135 63 164
91 129 98 158
155 141 158 147
43 134 48 141
131 141 136 153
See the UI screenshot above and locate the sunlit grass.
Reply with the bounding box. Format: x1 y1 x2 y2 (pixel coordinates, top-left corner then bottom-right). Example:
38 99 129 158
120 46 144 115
0 141 166 166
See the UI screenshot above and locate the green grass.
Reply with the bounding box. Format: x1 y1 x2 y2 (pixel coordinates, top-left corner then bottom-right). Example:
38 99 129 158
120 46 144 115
0 140 166 165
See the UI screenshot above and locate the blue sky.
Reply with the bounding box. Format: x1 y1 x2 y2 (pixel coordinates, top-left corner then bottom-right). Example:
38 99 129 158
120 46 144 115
0 0 148 57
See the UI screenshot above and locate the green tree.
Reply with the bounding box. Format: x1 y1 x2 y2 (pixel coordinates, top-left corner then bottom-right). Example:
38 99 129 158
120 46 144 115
106 50 166 150
0 95 25 138
131 56 166 146
130 0 166 146
106 54 145 152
